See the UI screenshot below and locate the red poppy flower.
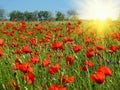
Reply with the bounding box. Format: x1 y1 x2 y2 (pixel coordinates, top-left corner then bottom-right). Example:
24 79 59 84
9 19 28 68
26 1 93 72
80 60 94 71
46 31 51 35
22 46 32 53
97 66 112 76
42 59 51 67
15 49 22 54
56 34 64 37
0 48 3 57
86 48 94 58
12 42 18 47
73 45 83 53
60 75 74 84
78 20 82 24
91 72 105 84
84 60 94 67
96 45 105 51
13 63 20 70
0 39 4 46
52 42 64 50
31 41 37 46
2 20 4 24
63 37 74 44
27 31 34 35
68 76 74 83
46 53 53 58
45 35 51 39
20 35 26 40
66 55 75 66
30 55 40 65
80 66 87 71
66 22 71 28
19 63 28 73
112 33 120 41
27 72 36 84
109 46 118 54
48 84 68 90
66 29 72 35
27 66 33 73
18 63 31 73
54 27 61 32
23 72 36 84
84 36 91 46
14 83 20 90
15 57 20 63
48 64 60 75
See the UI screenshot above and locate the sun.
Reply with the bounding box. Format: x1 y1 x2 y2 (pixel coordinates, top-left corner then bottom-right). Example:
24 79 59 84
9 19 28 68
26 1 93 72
92 2 113 20
95 7 109 20
73 0 120 20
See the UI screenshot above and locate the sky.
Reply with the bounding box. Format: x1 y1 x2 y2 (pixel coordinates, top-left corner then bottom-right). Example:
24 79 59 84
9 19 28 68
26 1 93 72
76 0 120 19
0 0 120 20
0 0 75 13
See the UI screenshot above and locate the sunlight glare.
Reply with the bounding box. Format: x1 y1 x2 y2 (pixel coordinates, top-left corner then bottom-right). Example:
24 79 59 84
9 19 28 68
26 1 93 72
73 0 120 20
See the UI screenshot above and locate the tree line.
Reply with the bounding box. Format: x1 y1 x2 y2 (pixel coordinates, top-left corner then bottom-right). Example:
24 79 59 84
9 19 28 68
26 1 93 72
0 8 78 21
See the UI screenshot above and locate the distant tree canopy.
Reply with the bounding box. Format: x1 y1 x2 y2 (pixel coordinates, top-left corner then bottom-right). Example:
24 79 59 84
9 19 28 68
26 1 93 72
24 11 34 21
9 11 24 21
9 10 54 21
0 9 82 21
9 10 65 21
0 9 5 20
38 11 53 20
2 8 120 21
67 9 78 17
10 11 36 21
56 11 65 21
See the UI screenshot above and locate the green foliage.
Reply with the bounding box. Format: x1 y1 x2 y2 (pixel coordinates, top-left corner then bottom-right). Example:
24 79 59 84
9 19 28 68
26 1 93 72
56 11 65 21
24 11 35 21
38 11 53 20
0 20 120 90
0 8 5 20
9 11 24 21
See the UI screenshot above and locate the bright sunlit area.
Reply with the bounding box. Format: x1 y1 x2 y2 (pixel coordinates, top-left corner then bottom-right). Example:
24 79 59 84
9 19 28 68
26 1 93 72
73 0 120 20
71 0 120 36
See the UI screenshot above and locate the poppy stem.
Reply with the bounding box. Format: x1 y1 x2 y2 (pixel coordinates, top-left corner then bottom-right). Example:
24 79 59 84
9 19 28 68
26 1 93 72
87 68 92 90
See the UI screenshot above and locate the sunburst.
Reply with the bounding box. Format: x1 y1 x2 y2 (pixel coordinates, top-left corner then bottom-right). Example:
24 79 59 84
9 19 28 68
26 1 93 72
73 0 120 20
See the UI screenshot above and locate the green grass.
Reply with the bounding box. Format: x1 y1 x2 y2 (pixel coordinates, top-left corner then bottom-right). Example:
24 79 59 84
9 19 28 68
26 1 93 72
0 20 120 90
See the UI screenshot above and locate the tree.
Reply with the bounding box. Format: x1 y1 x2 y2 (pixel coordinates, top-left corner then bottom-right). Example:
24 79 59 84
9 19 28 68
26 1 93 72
56 11 65 21
9 11 17 20
0 9 5 20
33 11 39 21
38 11 44 20
43 11 53 20
24 11 34 21
67 9 78 19
38 11 53 20
9 11 24 21
16 11 24 20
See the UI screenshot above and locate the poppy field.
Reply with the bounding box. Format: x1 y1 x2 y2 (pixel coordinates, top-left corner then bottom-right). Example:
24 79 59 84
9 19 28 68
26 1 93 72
0 20 120 90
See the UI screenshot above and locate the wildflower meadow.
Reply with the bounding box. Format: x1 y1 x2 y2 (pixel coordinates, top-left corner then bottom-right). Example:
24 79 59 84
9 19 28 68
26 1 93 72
0 19 120 90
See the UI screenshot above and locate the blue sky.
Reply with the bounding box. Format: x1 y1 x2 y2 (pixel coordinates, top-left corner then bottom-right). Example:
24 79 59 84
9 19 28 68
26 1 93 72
0 0 120 19
0 0 75 13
